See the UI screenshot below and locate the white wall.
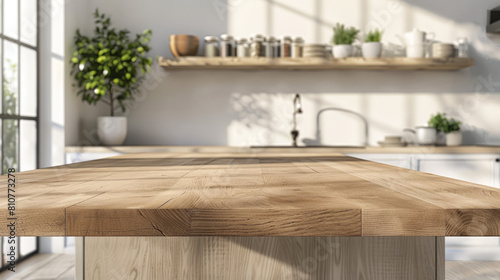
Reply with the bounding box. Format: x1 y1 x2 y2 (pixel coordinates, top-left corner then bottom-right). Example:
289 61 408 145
65 0 500 147
39 0 67 168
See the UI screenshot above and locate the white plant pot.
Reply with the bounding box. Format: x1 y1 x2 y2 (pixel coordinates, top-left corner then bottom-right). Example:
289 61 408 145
97 116 127 146
333 44 353 58
362 42 382 58
446 131 462 146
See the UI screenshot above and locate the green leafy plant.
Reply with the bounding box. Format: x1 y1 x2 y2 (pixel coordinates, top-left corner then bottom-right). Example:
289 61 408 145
428 113 462 133
70 9 153 116
332 23 360 45
365 29 383 42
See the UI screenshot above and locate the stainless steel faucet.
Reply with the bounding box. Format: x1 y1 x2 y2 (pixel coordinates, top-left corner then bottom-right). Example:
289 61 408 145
291 94 302 147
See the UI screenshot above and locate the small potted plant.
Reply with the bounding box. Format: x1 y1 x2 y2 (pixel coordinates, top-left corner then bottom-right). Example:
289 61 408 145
332 23 360 58
362 29 383 58
70 10 153 146
428 113 462 146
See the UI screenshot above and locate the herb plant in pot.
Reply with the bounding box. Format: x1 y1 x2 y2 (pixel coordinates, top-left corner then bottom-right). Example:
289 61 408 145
332 23 360 58
428 113 462 146
70 10 153 146
362 29 383 58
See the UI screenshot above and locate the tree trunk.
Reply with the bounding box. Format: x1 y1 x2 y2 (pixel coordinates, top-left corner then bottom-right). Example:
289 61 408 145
109 87 114 117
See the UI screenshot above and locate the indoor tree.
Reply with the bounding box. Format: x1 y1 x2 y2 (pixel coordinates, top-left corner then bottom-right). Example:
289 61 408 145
70 9 153 116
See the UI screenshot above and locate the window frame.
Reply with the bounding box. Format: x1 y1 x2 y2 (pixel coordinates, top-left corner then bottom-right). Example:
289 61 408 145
0 0 40 272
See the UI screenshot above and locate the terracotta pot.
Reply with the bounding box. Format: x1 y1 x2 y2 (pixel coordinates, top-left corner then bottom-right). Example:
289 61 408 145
170 34 199 57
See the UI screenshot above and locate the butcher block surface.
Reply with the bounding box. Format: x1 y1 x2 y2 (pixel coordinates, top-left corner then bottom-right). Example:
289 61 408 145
2 152 500 236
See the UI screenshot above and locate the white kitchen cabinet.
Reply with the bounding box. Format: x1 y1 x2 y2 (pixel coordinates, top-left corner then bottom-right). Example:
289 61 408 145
414 154 500 188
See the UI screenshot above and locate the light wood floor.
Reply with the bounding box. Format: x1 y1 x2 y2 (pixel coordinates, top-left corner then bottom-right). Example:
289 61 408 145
0 254 499 280
0 254 74 280
446 261 500 280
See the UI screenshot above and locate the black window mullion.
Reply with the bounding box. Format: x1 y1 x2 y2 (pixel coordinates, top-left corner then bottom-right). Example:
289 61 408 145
16 238 19 261
17 0 20 171
35 0 39 170
1 37 4 176
1 237 4 266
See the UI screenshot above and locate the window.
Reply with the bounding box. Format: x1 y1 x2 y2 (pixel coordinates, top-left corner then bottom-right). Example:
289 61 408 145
0 0 39 271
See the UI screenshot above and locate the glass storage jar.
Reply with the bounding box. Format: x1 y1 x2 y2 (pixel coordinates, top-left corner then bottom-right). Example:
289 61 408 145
236 38 249 57
292 37 304 58
204 36 219 57
265 36 277 58
220 34 234 57
281 36 292 57
250 34 264 58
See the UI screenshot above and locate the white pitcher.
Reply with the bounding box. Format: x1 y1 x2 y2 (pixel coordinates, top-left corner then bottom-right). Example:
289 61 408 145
399 28 435 58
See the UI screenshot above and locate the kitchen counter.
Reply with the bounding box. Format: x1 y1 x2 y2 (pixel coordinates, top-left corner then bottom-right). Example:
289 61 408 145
65 145 500 154
5 152 500 237
6 152 500 279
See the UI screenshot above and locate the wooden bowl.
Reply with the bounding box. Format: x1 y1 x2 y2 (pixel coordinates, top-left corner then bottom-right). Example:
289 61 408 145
170 35 199 57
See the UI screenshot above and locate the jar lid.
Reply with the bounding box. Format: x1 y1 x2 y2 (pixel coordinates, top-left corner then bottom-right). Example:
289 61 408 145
294 37 304 43
236 38 247 44
220 34 234 41
267 36 276 42
251 34 264 39
281 35 292 41
204 36 218 42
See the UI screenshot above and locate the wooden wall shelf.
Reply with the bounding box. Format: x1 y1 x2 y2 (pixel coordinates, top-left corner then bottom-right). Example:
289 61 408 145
159 56 474 71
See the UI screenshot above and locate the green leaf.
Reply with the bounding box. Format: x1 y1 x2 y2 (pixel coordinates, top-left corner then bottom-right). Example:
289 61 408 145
97 56 107 63
125 73 131 80
113 78 120 84
71 57 79 63
98 48 109 56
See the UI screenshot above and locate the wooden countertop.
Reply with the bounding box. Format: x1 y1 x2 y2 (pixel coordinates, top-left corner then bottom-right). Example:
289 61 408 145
3 153 500 237
65 145 500 154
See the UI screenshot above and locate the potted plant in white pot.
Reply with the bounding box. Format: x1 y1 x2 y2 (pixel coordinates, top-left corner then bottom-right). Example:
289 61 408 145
362 29 383 58
332 23 359 58
70 10 153 146
428 113 463 146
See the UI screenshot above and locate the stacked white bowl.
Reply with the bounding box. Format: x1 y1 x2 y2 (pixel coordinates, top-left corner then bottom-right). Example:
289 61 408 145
431 43 455 58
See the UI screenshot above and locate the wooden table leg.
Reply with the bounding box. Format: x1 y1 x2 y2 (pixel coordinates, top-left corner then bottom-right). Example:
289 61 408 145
83 236 444 280
75 237 84 280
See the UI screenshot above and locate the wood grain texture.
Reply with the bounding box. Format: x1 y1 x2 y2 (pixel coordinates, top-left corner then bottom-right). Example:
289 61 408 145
158 56 474 71
436 237 445 280
85 236 438 280
2 152 500 236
